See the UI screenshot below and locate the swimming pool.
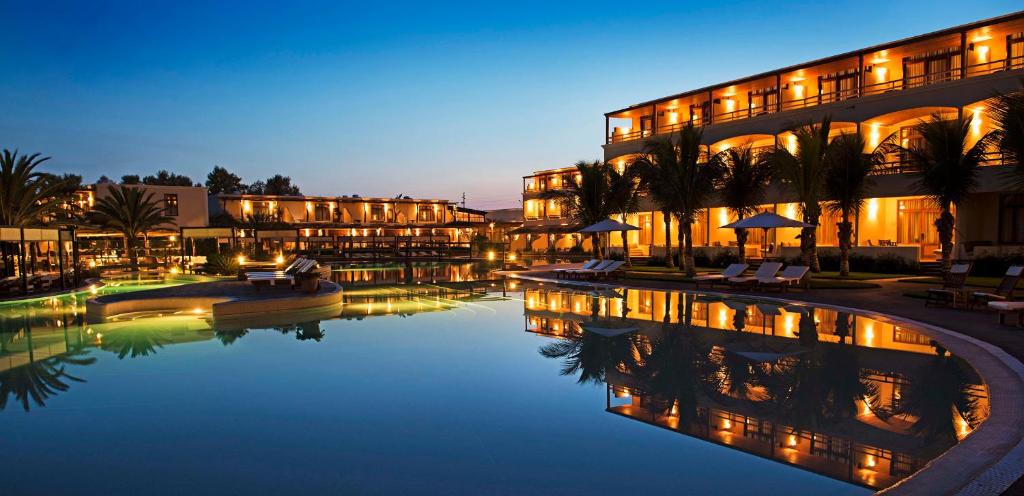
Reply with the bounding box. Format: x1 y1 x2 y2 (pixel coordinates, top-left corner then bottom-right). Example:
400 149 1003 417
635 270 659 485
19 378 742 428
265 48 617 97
0 278 987 494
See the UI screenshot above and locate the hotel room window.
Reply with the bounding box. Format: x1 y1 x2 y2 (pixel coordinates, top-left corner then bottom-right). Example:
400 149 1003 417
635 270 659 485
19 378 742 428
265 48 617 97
314 203 330 222
370 204 386 222
163 194 179 216
417 206 436 222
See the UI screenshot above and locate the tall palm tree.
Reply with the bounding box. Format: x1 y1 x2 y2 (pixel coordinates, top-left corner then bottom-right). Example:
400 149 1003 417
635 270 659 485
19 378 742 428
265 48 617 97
989 86 1024 189
765 118 832 272
0 149 77 227
87 185 172 270
635 124 721 276
540 160 613 258
607 166 642 267
714 146 770 263
633 145 678 268
823 132 881 277
882 114 997 271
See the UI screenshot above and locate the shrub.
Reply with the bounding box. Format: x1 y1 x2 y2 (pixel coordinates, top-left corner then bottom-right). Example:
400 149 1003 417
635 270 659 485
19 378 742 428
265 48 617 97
969 254 1024 277
203 253 240 275
709 250 740 268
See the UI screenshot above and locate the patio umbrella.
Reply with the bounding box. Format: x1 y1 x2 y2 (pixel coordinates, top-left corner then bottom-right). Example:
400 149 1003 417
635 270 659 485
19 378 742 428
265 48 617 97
579 219 639 258
719 211 813 259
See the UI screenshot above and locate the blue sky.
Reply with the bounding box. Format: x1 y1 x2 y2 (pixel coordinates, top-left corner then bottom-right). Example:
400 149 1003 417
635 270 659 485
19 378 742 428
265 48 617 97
1 1 1019 208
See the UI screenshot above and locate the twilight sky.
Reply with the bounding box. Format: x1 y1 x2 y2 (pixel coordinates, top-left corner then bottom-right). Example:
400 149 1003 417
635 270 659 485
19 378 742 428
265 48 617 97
1 1 1019 209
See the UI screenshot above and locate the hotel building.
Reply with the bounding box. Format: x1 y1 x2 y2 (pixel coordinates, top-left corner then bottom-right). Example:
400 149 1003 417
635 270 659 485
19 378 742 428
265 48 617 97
522 12 1024 262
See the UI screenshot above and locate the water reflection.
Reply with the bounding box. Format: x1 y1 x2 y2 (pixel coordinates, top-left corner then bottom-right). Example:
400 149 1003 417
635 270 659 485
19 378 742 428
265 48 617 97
524 284 988 490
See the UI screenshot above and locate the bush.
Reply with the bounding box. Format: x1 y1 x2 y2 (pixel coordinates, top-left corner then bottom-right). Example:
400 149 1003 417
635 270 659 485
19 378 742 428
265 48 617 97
969 254 1024 277
787 252 920 274
203 253 240 275
709 250 740 268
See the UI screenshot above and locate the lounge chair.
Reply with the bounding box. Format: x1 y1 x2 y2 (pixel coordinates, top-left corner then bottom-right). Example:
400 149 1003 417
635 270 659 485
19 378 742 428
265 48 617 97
971 265 1024 308
925 263 972 307
246 259 317 288
693 263 748 289
728 262 782 288
990 300 1024 325
564 260 614 279
757 265 810 292
555 259 600 279
578 260 626 280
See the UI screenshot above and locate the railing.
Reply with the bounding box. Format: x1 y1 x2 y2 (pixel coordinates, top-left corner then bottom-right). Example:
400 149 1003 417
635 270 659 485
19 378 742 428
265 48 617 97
873 151 1008 175
607 55 1024 144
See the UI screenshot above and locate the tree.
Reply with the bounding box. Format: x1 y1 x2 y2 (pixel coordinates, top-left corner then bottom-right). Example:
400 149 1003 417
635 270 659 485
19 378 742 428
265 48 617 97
87 185 172 269
823 132 881 276
607 165 642 267
205 166 246 195
0 150 77 227
121 174 141 184
246 180 266 195
989 86 1024 189
263 174 301 195
634 124 720 276
881 114 997 272
765 118 832 272
714 146 770 263
540 160 613 258
97 175 112 183
633 144 679 268
142 170 194 187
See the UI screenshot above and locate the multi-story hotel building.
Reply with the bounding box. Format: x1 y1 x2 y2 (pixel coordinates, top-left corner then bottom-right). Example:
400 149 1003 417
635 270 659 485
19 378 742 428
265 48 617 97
522 11 1024 262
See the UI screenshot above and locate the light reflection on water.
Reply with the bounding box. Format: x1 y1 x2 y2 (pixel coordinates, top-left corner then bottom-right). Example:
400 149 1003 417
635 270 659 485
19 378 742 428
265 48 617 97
0 273 986 494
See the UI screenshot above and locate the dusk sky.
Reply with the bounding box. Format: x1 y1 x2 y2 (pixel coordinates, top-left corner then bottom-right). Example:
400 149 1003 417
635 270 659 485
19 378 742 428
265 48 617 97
2 1 1019 209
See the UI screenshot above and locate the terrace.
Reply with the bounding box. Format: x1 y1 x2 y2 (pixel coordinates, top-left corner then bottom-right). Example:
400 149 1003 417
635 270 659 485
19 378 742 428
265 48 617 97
605 12 1024 145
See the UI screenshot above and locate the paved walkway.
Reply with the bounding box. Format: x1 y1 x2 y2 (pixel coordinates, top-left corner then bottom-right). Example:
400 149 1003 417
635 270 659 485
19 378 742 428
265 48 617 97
507 269 1024 496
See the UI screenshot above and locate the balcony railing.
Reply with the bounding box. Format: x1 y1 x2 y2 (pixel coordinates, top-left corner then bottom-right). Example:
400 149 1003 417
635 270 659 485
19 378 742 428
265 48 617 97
874 151 1008 175
607 54 1023 145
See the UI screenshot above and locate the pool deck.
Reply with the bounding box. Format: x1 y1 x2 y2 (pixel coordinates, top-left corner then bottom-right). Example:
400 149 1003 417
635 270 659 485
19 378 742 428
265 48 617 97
503 268 1024 496
86 280 343 322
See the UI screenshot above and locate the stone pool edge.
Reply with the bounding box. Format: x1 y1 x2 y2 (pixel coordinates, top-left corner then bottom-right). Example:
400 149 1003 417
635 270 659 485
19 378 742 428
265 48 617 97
505 272 1024 496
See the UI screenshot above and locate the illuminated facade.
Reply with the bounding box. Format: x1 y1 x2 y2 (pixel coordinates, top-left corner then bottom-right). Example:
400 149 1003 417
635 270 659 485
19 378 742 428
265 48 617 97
524 12 1024 261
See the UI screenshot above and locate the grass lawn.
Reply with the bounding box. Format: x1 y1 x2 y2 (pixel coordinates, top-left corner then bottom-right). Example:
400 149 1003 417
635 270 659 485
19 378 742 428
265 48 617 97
898 276 1005 288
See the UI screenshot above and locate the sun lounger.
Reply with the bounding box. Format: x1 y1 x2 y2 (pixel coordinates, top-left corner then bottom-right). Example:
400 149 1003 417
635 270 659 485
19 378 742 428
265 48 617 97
564 260 614 279
555 259 600 279
925 263 972 307
693 263 748 288
247 259 317 288
972 265 1024 308
729 262 782 287
989 300 1024 326
576 260 626 280
757 265 810 292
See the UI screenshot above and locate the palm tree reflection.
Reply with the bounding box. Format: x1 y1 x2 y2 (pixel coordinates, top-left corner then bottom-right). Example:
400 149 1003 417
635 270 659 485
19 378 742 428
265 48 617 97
0 350 95 411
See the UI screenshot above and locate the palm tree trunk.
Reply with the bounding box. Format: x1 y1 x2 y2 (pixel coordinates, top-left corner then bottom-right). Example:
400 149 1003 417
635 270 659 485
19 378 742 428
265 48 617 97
126 235 139 270
621 230 631 267
838 210 852 277
937 207 955 273
676 217 686 273
663 212 674 268
801 208 821 272
736 228 747 264
683 221 696 277
591 233 601 259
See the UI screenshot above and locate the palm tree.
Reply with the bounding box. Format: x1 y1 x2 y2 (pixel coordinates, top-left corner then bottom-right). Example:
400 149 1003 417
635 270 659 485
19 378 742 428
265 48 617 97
823 132 881 276
989 86 1024 189
538 329 640 385
607 165 642 267
635 124 721 276
765 118 832 272
882 114 997 271
0 150 77 227
633 146 677 268
540 160 613 258
87 185 172 270
714 146 770 263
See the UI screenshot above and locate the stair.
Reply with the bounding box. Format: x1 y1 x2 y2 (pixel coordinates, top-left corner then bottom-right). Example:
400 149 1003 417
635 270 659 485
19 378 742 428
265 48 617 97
919 261 943 277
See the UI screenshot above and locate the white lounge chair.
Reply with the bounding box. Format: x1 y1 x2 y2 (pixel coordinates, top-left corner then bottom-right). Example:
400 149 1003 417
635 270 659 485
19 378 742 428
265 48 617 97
758 265 810 291
565 260 615 279
693 263 748 288
247 259 317 288
555 259 600 279
577 260 626 280
971 265 1024 308
729 262 782 287
989 300 1024 326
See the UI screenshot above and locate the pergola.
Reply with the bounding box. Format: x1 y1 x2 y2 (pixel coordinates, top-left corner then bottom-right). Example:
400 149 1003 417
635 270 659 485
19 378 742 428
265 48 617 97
0 226 80 294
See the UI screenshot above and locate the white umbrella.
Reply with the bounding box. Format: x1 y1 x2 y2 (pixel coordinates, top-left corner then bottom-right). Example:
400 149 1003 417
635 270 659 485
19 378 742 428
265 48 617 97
719 211 812 259
579 219 640 233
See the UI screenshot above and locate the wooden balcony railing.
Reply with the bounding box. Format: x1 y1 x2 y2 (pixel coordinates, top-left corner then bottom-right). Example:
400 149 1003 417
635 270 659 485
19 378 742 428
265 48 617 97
606 54 1023 145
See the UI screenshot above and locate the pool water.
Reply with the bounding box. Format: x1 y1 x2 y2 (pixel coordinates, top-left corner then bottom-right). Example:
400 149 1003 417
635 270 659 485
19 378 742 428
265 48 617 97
0 278 987 495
